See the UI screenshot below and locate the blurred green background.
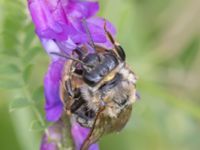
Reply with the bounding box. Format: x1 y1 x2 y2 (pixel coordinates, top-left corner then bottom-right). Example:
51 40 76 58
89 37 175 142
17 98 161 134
0 0 200 150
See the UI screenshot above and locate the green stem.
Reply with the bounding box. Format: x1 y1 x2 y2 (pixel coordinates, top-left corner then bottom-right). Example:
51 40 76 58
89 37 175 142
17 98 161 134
61 116 75 150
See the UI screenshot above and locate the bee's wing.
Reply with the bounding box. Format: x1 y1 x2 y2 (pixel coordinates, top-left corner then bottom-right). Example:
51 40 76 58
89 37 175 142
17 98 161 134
109 105 132 133
81 105 132 150
81 107 107 150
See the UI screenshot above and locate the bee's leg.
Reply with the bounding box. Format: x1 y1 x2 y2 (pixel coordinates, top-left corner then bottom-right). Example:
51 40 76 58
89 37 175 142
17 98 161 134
70 89 86 113
73 47 85 60
71 49 84 76
103 20 126 61
75 106 95 121
62 80 74 115
84 107 96 119
70 98 85 113
75 111 89 121
65 80 73 97
74 69 83 76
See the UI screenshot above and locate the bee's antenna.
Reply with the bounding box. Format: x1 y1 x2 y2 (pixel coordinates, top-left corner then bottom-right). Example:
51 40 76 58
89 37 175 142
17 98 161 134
82 18 96 50
50 52 92 70
103 20 126 61
103 19 115 44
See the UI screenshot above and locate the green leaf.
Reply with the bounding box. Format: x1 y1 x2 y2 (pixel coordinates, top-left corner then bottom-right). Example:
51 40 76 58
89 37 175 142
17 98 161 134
23 23 35 48
30 120 45 131
179 37 199 69
0 64 21 75
139 80 200 120
9 98 31 112
32 86 44 104
0 79 23 89
23 46 41 63
23 64 34 83
1 0 26 56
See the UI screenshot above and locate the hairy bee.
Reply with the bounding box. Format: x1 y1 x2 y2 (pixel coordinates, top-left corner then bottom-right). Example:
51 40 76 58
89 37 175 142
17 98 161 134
57 22 137 150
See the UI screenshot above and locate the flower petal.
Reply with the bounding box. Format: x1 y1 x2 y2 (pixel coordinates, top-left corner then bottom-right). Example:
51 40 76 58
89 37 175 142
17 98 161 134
41 120 99 150
40 120 63 150
63 0 99 20
88 17 116 37
44 60 64 122
41 38 77 60
87 17 117 48
71 123 99 150
28 0 100 41
41 39 61 60
28 0 66 39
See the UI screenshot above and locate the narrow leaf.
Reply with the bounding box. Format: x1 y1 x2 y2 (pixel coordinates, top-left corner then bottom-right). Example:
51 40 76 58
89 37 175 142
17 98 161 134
0 64 21 75
32 86 44 104
9 98 31 112
179 37 199 69
0 79 23 89
30 120 45 131
23 23 35 48
23 64 33 83
23 46 41 63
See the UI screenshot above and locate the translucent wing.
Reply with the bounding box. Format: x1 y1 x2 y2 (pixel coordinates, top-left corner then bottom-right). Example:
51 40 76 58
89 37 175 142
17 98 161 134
81 105 132 150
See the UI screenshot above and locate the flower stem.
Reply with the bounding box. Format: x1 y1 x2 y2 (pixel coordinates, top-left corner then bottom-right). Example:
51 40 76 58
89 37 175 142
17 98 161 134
61 116 75 150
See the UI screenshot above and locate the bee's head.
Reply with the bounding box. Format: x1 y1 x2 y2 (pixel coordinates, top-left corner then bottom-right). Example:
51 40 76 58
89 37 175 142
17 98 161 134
81 52 119 87
50 19 126 87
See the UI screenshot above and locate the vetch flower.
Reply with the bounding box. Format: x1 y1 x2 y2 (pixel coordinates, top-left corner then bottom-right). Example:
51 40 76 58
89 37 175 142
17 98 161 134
28 0 98 41
44 60 65 122
28 0 116 46
28 0 116 149
71 123 99 150
40 121 63 150
40 121 99 150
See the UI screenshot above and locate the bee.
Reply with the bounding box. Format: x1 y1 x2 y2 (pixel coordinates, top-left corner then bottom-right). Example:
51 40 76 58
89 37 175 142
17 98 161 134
52 21 137 150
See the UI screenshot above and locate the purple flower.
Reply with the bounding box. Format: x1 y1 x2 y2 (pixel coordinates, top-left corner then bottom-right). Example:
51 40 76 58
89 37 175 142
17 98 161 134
28 0 98 41
28 0 116 45
28 0 116 149
41 121 99 150
44 59 64 122
40 121 63 150
71 123 99 150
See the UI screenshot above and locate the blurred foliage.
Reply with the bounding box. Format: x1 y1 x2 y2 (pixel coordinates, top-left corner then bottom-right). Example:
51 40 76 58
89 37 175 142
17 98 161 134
0 0 200 150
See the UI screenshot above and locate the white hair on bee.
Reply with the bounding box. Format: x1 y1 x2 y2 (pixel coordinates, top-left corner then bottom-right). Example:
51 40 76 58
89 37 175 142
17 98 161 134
80 85 100 112
119 67 137 84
